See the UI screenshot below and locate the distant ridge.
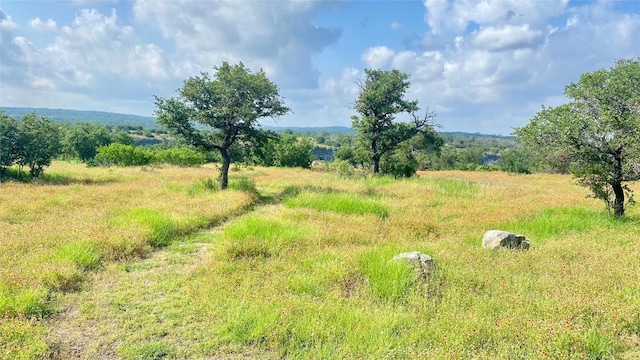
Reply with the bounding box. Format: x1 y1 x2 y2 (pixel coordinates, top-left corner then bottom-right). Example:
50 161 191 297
1 107 158 128
0 107 511 138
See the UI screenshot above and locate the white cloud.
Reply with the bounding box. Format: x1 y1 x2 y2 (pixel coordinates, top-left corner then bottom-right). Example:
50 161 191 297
132 0 342 88
472 24 543 51
424 0 568 35
29 76 56 89
29 17 57 31
361 46 395 69
390 21 402 30
356 0 639 134
0 10 17 32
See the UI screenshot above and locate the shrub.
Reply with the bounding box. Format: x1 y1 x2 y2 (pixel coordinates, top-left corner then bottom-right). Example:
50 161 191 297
154 146 207 167
94 143 154 167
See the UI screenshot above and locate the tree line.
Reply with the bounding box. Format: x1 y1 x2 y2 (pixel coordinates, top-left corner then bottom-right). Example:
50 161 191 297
3 58 638 217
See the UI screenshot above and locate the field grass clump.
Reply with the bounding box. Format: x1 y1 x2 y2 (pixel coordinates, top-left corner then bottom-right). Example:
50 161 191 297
54 241 102 271
357 247 418 304
0 287 51 318
220 215 310 260
503 206 615 242
125 208 181 247
285 192 388 218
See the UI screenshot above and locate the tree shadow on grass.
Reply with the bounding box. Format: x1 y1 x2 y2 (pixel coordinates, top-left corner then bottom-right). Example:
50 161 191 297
0 168 120 186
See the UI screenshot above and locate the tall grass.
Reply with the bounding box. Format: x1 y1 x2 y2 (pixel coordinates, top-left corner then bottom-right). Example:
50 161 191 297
0 162 258 358
2 164 640 358
285 192 389 218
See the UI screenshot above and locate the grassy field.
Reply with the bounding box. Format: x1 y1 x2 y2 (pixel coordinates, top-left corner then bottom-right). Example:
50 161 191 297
1 162 639 359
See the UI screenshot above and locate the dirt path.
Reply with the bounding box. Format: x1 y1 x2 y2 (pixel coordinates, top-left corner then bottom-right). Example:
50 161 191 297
46 239 218 359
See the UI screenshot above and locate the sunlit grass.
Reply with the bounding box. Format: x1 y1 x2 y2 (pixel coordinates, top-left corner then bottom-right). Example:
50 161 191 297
0 161 258 358
285 192 389 218
2 163 640 358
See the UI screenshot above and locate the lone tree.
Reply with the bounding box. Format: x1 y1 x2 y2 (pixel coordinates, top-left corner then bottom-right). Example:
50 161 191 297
15 112 62 177
352 68 439 175
515 58 640 217
154 62 290 189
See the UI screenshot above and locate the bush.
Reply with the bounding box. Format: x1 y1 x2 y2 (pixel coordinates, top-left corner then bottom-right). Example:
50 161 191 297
94 143 153 167
154 146 207 167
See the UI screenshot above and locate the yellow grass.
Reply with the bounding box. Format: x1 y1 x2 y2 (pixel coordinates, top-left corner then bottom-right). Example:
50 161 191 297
1 162 639 359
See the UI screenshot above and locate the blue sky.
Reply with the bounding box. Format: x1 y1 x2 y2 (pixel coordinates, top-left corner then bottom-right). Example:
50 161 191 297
1 0 639 134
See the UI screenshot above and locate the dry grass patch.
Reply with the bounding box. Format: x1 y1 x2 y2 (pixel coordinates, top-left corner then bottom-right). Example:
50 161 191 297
3 164 640 358
0 161 258 358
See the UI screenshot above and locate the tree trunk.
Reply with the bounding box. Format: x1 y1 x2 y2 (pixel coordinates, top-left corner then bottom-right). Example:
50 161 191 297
373 155 380 174
611 182 625 218
611 150 624 218
220 148 231 190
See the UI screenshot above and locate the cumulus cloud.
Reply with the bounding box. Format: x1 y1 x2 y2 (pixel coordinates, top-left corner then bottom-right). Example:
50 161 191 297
132 0 343 88
353 0 640 134
472 24 543 51
29 17 57 31
0 7 176 114
361 46 395 69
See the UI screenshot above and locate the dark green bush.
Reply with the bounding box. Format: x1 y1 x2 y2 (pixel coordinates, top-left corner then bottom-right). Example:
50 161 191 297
94 143 153 167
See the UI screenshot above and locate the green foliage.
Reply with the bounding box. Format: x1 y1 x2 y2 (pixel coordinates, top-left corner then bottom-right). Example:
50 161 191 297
497 148 534 174
8 112 63 177
0 111 19 171
94 143 153 167
352 68 441 175
153 145 206 167
326 159 365 179
62 122 113 162
502 207 613 243
246 132 315 168
111 131 135 146
515 58 640 217
273 133 315 168
155 61 290 189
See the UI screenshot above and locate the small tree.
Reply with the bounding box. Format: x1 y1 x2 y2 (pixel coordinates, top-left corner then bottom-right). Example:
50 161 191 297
352 68 440 175
64 123 113 162
15 113 62 177
274 133 315 168
0 111 19 173
155 62 290 189
515 58 640 217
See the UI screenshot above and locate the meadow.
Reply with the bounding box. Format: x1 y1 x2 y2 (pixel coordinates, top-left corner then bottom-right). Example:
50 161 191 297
1 162 639 359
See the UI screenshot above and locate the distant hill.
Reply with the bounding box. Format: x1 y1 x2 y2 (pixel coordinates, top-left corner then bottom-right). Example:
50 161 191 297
0 107 513 140
1 107 158 128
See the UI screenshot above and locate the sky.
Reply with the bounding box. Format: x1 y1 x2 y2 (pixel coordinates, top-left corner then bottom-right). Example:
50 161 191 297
1 0 639 135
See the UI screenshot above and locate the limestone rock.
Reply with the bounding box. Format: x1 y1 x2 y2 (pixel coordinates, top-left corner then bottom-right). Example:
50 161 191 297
393 251 435 276
482 230 530 250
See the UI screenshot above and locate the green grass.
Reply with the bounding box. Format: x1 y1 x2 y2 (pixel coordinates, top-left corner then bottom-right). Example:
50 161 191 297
3 164 640 358
421 177 479 197
357 247 418 303
285 192 389 218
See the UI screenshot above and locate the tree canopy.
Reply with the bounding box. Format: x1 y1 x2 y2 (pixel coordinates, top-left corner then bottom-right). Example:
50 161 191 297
154 62 290 189
515 58 640 217
351 68 440 176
